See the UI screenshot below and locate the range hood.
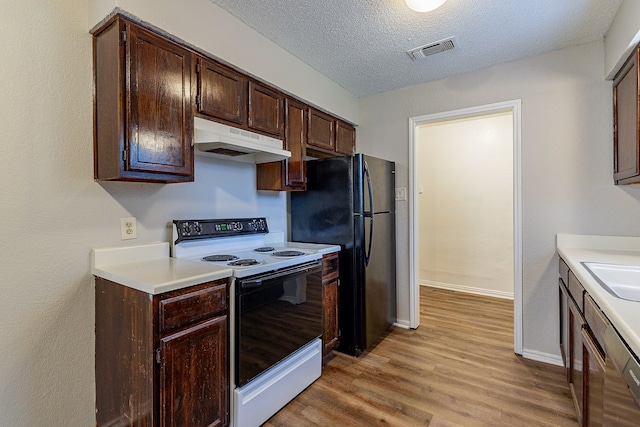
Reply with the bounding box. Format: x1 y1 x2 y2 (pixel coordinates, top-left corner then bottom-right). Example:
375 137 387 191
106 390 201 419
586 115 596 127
193 117 291 164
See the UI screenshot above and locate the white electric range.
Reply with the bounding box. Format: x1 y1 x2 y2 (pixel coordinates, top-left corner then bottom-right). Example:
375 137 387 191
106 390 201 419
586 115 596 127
171 217 334 427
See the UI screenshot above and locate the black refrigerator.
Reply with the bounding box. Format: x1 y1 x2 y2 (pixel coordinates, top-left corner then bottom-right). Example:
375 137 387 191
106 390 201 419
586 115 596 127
290 154 396 356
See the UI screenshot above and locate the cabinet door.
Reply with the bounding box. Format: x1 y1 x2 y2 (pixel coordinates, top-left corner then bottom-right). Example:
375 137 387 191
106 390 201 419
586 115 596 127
255 97 306 191
284 98 307 189
323 278 339 357
583 329 605 427
308 108 335 151
127 23 193 177
613 47 640 184
196 58 246 125
248 81 283 136
322 253 339 357
336 120 356 155
569 296 585 424
160 316 228 427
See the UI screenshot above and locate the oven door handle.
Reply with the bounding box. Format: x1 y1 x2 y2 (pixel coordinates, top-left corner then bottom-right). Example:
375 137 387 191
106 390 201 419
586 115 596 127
239 262 322 289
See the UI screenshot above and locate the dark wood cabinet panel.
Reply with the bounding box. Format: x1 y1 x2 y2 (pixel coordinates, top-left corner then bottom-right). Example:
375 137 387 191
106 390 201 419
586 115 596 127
248 81 283 137
613 44 640 185
95 277 229 427
195 57 246 125
323 278 339 357
93 16 193 183
284 98 307 189
322 252 339 358
308 108 335 152
160 316 228 427
335 120 356 155
159 282 227 334
95 278 156 426
256 98 306 191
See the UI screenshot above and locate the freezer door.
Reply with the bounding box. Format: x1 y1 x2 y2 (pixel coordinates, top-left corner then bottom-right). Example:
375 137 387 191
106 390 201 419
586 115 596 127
364 211 396 348
290 156 354 246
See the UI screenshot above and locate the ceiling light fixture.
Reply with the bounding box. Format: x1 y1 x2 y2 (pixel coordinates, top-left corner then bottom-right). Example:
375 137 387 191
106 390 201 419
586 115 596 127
404 0 447 12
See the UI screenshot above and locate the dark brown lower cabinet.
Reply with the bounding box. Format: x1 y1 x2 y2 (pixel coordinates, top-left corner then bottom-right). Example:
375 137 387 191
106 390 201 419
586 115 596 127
322 252 340 358
559 257 613 427
95 277 229 427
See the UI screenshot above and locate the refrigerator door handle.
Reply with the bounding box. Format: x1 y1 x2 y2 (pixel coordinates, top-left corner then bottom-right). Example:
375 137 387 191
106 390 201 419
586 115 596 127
365 215 374 267
363 160 375 266
364 160 374 215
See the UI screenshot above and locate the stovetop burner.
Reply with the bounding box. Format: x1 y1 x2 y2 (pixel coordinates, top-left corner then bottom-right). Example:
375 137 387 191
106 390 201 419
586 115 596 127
272 250 306 257
254 246 275 253
203 254 239 262
229 259 261 267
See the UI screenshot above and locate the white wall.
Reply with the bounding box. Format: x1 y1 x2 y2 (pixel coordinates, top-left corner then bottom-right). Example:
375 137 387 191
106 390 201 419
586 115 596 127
0 0 356 425
417 112 514 298
358 40 640 359
604 0 640 78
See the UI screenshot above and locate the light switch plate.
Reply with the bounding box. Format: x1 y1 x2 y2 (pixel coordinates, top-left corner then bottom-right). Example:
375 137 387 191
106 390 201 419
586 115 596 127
395 187 407 201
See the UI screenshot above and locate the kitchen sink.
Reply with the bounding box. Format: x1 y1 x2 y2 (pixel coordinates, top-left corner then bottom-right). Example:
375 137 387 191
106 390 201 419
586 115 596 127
582 262 640 302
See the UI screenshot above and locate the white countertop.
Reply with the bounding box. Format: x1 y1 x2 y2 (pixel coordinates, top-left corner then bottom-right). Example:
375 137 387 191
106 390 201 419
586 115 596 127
91 242 232 295
557 234 640 357
279 242 341 255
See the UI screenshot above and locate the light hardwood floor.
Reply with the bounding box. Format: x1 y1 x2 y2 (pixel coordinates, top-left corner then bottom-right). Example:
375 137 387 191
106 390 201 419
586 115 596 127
263 287 578 426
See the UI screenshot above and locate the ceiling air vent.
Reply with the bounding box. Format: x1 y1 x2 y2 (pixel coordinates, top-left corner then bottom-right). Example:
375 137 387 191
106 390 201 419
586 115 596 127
407 37 457 60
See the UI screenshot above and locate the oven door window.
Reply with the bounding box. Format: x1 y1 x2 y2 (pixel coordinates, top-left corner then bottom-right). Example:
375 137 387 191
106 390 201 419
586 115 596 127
236 263 323 387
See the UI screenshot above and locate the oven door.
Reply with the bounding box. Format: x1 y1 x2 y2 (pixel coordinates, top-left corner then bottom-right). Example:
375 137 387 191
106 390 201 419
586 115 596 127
235 261 323 387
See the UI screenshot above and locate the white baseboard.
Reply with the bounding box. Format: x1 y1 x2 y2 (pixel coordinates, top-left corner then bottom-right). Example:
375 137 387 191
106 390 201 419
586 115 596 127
393 320 411 329
521 348 564 367
421 280 514 300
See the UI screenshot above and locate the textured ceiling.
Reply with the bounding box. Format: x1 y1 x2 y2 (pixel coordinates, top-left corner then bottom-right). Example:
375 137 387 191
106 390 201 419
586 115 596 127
209 0 623 97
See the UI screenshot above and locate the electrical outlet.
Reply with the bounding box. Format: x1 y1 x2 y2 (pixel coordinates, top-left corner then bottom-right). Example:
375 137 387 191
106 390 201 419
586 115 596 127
120 217 137 240
395 187 407 201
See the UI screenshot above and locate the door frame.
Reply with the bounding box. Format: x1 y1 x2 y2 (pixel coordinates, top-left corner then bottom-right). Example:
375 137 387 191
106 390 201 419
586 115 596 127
408 99 523 355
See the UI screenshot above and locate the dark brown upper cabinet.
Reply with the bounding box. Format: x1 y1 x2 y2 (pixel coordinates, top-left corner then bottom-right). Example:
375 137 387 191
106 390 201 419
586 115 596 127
613 44 640 185
248 81 284 137
195 57 246 126
336 120 356 155
308 108 335 153
307 108 356 158
93 16 194 183
257 98 307 191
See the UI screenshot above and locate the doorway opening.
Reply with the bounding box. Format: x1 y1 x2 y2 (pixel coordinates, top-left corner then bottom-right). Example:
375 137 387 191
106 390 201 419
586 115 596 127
408 100 523 354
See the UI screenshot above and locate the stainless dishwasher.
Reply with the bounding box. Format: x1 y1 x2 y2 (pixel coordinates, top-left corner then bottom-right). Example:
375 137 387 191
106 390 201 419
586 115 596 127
603 325 640 426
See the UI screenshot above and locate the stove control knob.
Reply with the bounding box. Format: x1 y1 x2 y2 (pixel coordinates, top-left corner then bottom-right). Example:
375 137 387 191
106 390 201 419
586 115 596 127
181 222 191 235
193 223 202 234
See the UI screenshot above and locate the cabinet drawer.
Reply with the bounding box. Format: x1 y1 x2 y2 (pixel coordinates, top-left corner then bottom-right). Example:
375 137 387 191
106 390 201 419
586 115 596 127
159 282 227 333
584 294 609 353
559 258 569 287
322 252 339 281
568 271 585 312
